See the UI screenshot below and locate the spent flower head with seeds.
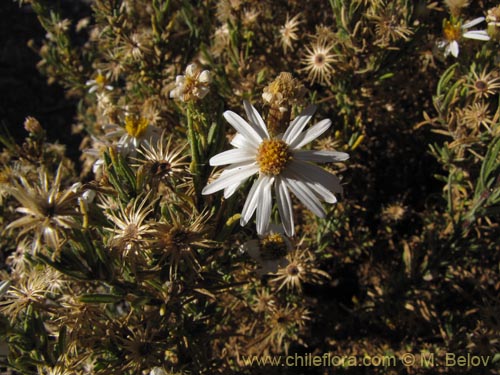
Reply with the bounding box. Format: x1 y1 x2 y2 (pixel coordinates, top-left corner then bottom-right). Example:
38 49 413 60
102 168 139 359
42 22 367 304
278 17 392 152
270 249 330 292
460 102 494 133
262 72 306 135
202 101 348 236
250 304 310 354
301 40 337 85
170 63 211 102
369 5 413 47
437 17 490 58
101 194 156 256
134 130 189 186
5 164 80 254
151 211 211 278
280 13 302 53
466 66 500 99
0 267 57 322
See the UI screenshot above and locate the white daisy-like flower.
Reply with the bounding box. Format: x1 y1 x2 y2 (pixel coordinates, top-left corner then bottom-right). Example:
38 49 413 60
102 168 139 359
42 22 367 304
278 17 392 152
240 225 292 276
169 63 211 102
438 17 490 58
104 115 161 156
85 70 113 93
202 101 349 236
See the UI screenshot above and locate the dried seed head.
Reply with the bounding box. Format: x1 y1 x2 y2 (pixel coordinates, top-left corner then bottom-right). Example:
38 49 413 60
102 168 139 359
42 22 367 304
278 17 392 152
24 116 43 135
262 72 306 135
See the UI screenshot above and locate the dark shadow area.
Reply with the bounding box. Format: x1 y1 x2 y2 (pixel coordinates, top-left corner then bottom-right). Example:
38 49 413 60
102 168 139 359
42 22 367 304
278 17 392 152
0 1 79 161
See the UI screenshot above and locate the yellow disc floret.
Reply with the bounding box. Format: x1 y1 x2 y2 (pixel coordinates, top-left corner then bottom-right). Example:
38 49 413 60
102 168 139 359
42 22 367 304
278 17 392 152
259 233 287 259
95 73 106 86
443 20 462 41
125 115 149 138
257 139 292 175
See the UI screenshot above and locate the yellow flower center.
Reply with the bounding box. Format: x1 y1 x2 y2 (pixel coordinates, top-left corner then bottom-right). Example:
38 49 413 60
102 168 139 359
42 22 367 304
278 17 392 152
443 20 462 41
95 73 106 86
125 116 149 138
257 139 291 175
259 233 287 259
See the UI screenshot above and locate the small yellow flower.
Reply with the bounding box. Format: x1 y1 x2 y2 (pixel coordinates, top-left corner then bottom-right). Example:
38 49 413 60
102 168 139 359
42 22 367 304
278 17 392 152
125 115 149 138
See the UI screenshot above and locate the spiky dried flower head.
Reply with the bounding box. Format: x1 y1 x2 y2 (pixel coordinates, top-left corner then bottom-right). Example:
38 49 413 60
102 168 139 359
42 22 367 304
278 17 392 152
118 32 151 61
118 327 164 373
280 13 302 53
459 102 494 133
381 202 407 223
0 267 63 322
216 0 242 23
211 25 230 57
262 72 306 135
270 250 330 292
444 0 469 17
301 40 337 86
487 5 500 24
135 131 189 189
152 211 211 278
242 8 259 27
101 194 155 258
169 63 211 102
369 4 413 47
248 304 310 354
466 66 500 99
251 287 276 313
5 164 81 254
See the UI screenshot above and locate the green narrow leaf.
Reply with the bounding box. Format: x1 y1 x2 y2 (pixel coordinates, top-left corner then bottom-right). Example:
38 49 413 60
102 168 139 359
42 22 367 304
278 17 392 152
79 294 123 304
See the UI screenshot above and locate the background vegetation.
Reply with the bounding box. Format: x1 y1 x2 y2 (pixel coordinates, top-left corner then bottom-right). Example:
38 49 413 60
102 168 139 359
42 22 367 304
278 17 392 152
1 0 499 374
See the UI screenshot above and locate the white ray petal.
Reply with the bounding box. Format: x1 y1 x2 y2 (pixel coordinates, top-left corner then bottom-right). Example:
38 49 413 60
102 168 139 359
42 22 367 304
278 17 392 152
284 163 337 203
202 164 258 195
450 41 459 58
229 133 260 150
223 111 263 148
275 177 294 236
220 162 254 198
289 119 332 149
243 100 270 140
240 175 269 225
209 148 256 166
282 104 317 144
224 182 243 199
256 177 274 234
287 159 343 194
293 150 350 163
285 177 326 218
463 17 485 29
463 30 490 41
